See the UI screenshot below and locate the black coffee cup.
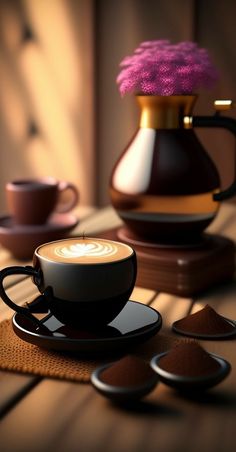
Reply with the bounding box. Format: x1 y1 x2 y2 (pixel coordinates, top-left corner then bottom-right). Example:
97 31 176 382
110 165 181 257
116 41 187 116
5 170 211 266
0 237 137 328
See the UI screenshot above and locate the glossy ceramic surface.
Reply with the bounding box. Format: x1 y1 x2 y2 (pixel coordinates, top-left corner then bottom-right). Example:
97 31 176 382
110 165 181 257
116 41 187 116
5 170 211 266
6 178 79 225
0 238 136 327
91 363 159 402
110 95 221 243
150 351 231 391
12 299 162 354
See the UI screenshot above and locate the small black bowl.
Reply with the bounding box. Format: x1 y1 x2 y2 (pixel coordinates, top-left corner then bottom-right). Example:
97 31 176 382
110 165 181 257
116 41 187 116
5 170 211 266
91 363 159 403
150 351 231 392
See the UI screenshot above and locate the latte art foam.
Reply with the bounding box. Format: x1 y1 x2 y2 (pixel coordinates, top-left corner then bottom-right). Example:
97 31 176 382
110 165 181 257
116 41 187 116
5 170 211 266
37 237 133 263
55 241 118 259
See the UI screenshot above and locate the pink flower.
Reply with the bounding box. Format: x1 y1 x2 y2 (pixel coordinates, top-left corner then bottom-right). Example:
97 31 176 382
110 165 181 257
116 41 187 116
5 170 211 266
117 40 218 96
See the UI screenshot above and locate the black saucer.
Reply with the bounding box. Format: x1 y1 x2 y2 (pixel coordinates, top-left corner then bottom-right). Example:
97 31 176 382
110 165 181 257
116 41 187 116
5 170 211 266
12 299 162 354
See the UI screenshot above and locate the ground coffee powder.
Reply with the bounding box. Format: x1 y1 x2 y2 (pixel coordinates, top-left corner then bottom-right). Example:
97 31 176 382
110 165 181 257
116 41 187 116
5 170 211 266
100 355 156 387
158 341 221 377
173 304 235 335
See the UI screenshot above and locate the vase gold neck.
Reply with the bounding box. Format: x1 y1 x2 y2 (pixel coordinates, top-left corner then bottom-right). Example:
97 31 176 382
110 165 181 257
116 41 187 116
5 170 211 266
137 95 197 129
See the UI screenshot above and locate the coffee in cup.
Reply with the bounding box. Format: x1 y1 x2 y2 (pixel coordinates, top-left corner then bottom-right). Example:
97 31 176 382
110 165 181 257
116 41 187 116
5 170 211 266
6 177 79 225
0 237 137 327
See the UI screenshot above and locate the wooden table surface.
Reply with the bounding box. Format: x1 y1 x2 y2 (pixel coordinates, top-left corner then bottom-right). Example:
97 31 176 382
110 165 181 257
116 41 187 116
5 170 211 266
0 203 236 452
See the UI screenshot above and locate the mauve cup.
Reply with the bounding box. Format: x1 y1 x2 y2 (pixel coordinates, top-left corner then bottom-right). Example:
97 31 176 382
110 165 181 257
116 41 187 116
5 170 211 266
6 177 79 225
0 237 137 328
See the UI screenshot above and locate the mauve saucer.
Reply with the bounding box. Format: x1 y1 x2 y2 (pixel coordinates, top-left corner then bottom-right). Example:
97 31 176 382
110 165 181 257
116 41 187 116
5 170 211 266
0 213 78 259
12 299 162 354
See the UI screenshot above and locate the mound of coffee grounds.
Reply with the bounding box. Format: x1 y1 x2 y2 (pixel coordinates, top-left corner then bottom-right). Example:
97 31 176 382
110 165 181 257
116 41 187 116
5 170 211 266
100 355 156 387
174 304 235 335
158 341 221 377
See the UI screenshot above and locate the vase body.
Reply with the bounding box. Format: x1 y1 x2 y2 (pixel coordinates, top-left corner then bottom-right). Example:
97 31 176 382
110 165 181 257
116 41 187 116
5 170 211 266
110 95 220 244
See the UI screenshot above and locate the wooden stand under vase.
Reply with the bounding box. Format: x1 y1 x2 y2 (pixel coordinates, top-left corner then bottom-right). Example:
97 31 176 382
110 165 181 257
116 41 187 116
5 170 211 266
98 227 235 297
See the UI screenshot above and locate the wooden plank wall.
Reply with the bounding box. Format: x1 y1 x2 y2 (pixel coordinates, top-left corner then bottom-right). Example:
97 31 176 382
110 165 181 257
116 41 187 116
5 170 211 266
0 0 95 210
0 0 235 209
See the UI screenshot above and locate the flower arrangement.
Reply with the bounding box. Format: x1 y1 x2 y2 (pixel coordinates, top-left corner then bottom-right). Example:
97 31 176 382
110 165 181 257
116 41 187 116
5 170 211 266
117 40 218 96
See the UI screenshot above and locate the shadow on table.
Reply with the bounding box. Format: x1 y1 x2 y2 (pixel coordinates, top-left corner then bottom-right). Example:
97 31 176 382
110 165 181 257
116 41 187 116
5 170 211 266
111 399 183 418
177 389 236 409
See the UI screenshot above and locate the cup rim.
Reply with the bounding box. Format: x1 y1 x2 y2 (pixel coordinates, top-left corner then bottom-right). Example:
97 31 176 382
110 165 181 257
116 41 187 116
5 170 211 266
6 177 58 191
34 237 136 266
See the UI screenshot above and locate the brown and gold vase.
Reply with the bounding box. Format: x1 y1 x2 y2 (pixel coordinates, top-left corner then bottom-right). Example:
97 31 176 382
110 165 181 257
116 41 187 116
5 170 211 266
110 95 236 244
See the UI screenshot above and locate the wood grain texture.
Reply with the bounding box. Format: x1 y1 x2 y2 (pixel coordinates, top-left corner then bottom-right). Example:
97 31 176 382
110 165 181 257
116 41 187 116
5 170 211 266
0 372 235 452
0 204 235 452
0 371 40 419
0 0 95 208
150 293 192 332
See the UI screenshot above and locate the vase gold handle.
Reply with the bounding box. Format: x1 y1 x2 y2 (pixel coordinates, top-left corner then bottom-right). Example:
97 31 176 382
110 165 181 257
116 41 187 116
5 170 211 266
192 99 236 201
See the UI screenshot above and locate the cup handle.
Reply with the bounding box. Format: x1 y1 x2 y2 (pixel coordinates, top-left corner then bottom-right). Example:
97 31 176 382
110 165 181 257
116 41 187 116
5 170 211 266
55 181 79 213
0 266 42 320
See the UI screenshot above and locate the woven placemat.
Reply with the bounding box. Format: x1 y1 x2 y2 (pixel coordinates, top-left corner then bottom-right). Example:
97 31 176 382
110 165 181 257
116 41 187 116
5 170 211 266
0 318 177 383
